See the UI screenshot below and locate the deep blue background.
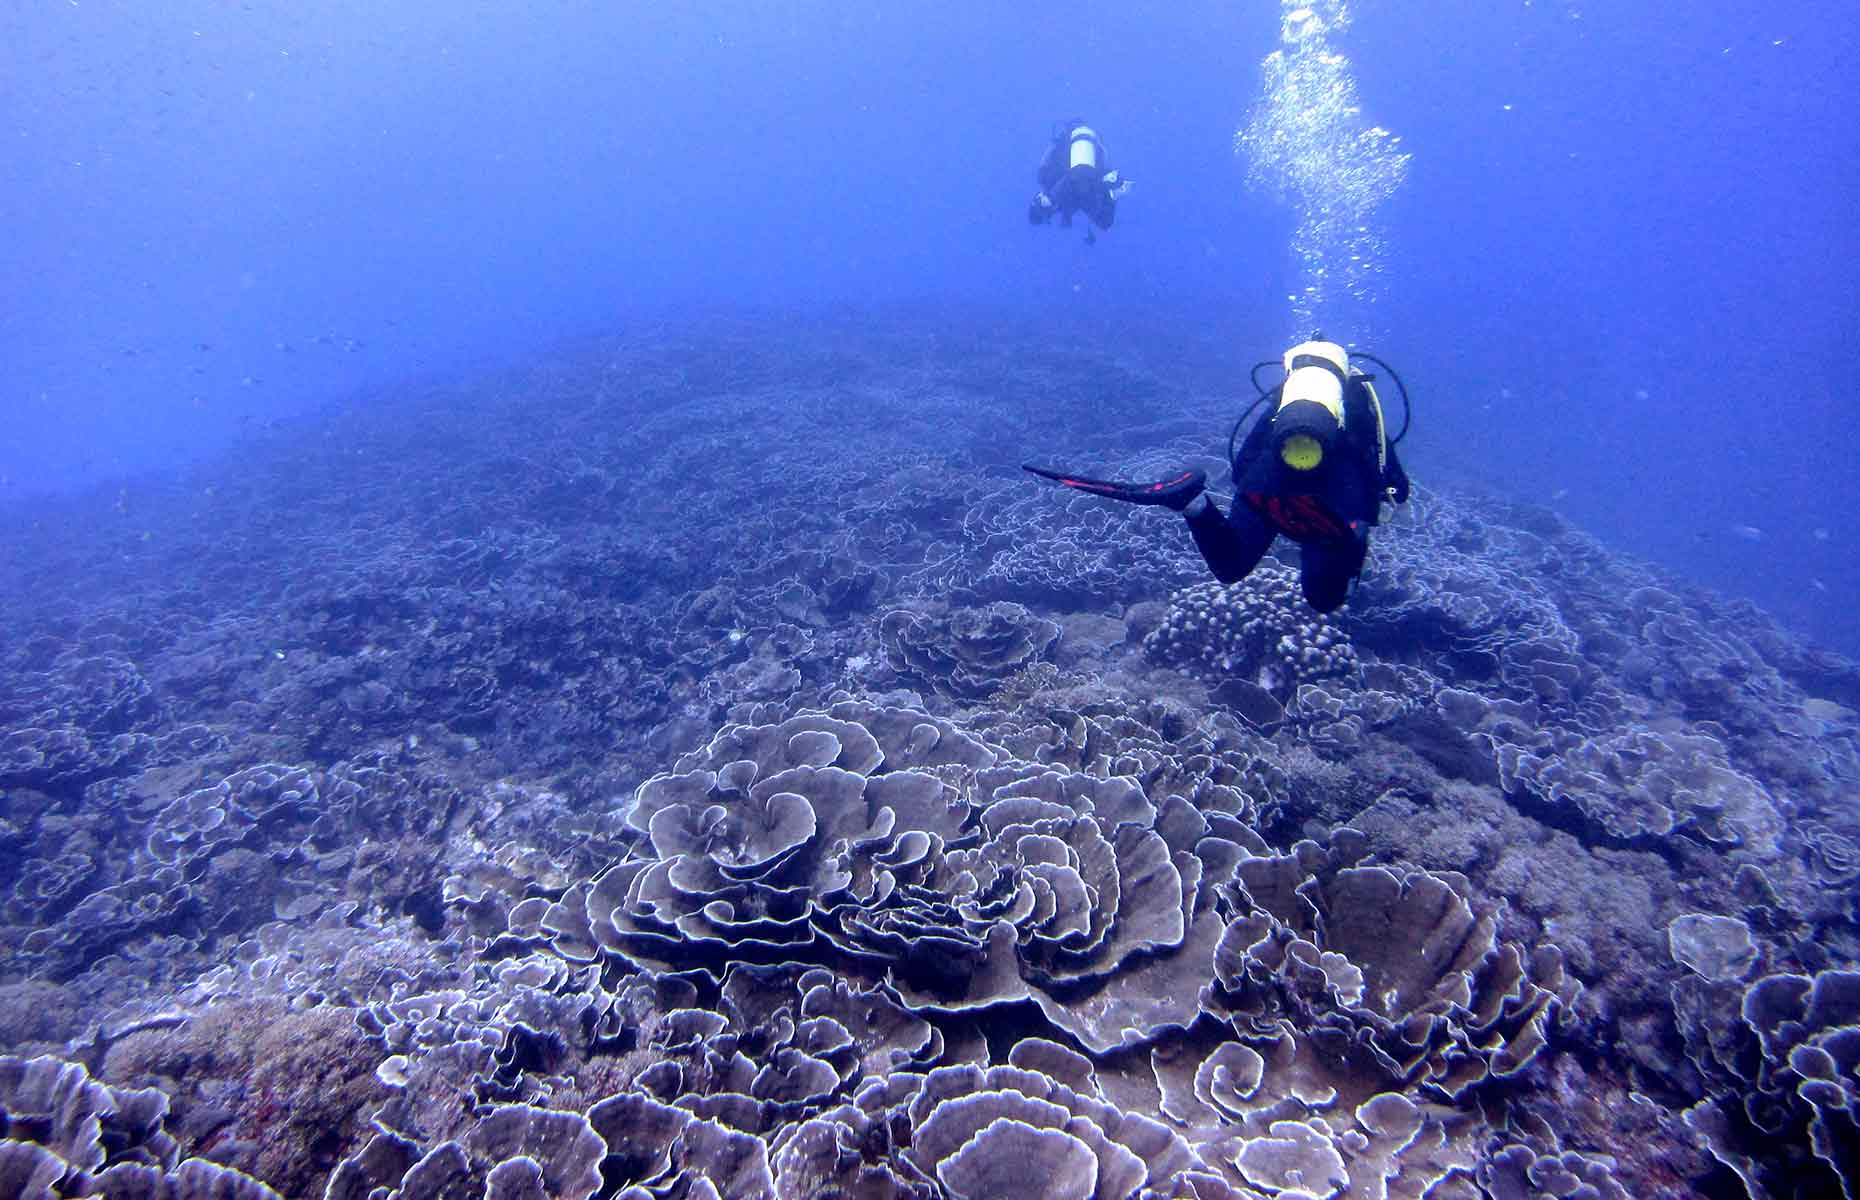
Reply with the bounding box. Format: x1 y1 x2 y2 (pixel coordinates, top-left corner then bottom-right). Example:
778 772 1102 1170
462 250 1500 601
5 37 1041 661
5 1 1857 651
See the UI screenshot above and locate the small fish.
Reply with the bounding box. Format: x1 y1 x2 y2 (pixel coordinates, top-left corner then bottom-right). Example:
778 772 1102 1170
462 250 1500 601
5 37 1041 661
1634 388 1649 401
1811 579 1828 593
1813 528 1831 542
1730 524 1765 541
1551 487 1569 501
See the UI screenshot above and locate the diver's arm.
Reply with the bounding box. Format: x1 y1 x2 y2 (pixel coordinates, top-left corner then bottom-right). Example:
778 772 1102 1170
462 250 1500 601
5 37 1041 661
1383 442 1410 504
1342 383 1406 506
1037 142 1065 191
1183 494 1274 584
1233 403 1275 475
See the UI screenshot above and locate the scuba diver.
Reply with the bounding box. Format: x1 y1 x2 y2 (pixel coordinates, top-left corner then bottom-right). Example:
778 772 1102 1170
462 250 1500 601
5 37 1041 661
1028 120 1132 245
1025 336 1411 612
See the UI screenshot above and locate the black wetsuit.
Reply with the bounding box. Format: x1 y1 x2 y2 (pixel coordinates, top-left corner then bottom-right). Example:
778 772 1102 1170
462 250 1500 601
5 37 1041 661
1185 378 1409 612
1033 128 1118 231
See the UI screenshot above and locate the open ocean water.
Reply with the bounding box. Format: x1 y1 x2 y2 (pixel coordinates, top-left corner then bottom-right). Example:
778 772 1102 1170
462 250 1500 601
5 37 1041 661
2 4 1857 1198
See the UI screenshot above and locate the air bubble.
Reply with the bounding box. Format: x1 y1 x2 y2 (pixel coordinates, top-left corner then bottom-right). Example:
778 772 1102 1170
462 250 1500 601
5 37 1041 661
1236 0 1410 337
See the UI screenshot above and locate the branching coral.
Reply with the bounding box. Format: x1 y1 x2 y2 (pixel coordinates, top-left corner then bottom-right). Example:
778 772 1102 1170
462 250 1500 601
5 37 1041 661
1146 567 1359 698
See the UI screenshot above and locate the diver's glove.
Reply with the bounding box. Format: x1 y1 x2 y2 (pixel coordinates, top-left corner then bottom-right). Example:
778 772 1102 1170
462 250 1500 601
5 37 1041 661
1023 465 1206 510
1028 192 1055 224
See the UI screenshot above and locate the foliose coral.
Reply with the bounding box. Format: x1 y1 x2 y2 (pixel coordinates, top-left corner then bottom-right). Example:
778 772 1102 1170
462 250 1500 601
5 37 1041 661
1683 968 1860 1200
1 320 1855 1200
878 601 1062 700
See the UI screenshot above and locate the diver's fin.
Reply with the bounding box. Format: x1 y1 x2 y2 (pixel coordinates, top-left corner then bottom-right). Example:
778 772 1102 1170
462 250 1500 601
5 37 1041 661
1023 464 1205 507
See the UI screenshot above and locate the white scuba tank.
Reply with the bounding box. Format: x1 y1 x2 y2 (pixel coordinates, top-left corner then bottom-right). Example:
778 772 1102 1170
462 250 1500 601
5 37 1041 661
1277 339 1348 426
1276 339 1389 475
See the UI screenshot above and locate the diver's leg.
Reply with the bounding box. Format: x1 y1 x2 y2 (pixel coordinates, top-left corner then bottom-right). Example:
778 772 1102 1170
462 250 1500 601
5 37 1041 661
1299 536 1368 612
1186 497 1274 585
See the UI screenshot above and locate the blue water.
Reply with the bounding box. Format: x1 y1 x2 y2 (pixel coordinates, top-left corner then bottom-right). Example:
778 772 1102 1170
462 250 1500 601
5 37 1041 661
6 0 1857 652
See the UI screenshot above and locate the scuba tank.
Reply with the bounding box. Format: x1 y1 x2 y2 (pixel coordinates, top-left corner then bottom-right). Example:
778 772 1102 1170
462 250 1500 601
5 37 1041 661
1272 339 1352 473
1233 334 1411 488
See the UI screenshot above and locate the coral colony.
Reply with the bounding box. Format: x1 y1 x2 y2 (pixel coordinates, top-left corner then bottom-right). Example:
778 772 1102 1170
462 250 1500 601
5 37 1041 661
2 320 1857 1197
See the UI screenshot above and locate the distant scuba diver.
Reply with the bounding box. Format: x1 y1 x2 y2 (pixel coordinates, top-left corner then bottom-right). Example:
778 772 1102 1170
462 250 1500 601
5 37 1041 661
1025 336 1412 612
1028 120 1132 245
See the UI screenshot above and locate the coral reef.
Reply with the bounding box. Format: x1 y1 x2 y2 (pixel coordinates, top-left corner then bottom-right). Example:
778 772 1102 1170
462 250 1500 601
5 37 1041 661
0 319 1855 1199
1145 566 1361 732
878 600 1063 700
